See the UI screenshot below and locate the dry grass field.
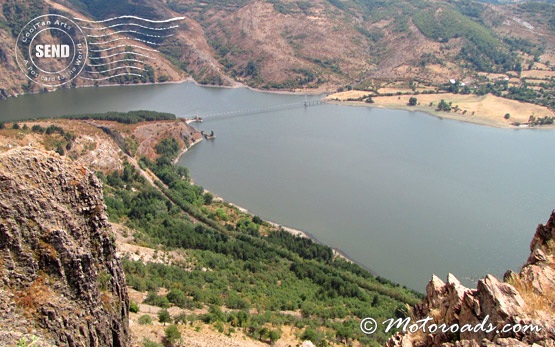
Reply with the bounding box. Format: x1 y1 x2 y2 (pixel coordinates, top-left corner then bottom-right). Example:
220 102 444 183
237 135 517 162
326 91 555 128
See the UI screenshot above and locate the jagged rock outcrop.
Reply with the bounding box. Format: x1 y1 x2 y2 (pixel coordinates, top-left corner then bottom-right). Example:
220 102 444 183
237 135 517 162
0 147 129 346
385 211 555 347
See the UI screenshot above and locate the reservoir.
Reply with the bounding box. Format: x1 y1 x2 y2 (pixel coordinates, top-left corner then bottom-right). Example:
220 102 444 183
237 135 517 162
2 82 554 290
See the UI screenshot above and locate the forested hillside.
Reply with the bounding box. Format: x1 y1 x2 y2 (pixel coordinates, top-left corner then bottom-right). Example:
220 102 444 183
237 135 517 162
102 133 422 346
0 115 424 346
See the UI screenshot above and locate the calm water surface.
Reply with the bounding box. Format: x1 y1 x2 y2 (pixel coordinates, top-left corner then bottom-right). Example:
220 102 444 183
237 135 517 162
2 82 554 290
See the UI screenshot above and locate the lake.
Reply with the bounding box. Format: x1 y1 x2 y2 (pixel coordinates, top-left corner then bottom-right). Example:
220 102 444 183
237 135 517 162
2 82 554 290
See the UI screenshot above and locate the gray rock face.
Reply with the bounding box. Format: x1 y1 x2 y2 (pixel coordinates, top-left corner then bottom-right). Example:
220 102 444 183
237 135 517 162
0 147 129 347
385 211 555 347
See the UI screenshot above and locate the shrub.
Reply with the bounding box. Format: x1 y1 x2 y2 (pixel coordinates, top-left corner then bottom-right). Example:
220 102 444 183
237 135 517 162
214 320 225 333
55 145 65 156
159 309 171 325
167 289 193 309
138 314 153 325
155 137 180 157
269 329 281 344
164 325 182 346
31 125 45 133
215 208 228 221
142 338 162 347
144 291 170 308
129 301 139 313
203 192 214 205
437 99 452 112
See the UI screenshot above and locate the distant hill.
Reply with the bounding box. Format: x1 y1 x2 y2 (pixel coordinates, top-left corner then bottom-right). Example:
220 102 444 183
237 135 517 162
2 0 555 96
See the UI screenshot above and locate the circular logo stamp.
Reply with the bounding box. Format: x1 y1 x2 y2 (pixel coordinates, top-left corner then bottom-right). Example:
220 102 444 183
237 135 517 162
15 14 88 87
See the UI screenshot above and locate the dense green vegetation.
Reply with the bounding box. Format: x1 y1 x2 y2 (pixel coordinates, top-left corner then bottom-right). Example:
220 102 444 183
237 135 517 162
101 137 422 346
413 6 517 72
60 110 176 124
158 38 190 73
2 0 44 36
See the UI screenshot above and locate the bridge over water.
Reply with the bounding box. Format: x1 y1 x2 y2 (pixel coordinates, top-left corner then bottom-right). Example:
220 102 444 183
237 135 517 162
182 98 324 120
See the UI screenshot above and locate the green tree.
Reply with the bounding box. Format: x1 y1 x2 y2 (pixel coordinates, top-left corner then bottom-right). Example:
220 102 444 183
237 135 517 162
167 289 190 308
336 321 356 344
252 215 263 225
515 62 523 74
158 309 171 326
144 291 170 308
143 65 155 83
408 97 418 106
269 330 281 345
437 99 452 112
301 328 317 342
31 125 44 133
236 310 250 327
55 145 65 156
504 113 511 120
12 122 20 129
155 137 180 157
129 300 139 313
138 314 153 325
258 327 270 342
245 61 259 77
164 325 182 347
203 192 214 205
301 301 318 318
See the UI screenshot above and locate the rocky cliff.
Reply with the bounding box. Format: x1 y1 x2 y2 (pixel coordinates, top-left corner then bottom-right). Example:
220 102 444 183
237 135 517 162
0 147 129 346
386 211 555 347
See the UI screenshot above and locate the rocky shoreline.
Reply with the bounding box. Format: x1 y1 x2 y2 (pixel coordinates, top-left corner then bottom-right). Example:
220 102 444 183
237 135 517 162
385 211 555 347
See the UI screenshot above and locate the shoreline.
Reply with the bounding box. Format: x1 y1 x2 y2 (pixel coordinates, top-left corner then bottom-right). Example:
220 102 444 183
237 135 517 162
6 76 328 101
325 92 555 130
221 196 373 271
327 99 516 129
8 76 191 99
178 145 377 276
173 135 203 165
7 78 554 130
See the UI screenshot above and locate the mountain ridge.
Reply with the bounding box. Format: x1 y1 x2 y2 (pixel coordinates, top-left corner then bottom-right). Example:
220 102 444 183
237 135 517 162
2 0 555 100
